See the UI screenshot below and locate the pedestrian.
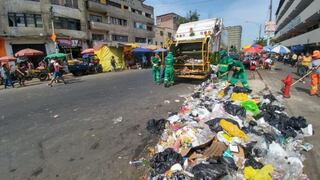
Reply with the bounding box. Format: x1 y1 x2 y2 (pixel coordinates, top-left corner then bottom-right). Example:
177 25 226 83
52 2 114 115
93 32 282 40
27 60 34 76
164 52 175 87
229 60 250 89
291 53 298 67
16 63 26 87
151 53 161 84
0 64 14 89
310 50 320 96
142 55 147 69
301 52 312 83
48 59 66 87
111 56 116 71
217 49 233 81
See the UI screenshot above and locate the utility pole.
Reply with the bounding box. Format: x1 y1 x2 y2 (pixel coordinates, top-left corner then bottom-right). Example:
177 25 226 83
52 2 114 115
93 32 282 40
50 6 58 53
267 0 273 46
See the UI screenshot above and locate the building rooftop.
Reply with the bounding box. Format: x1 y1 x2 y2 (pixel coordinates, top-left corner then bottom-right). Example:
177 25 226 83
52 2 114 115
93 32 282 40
156 13 181 18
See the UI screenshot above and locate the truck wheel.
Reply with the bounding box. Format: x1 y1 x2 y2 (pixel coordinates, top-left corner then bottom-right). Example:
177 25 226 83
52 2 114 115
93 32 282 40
38 73 48 81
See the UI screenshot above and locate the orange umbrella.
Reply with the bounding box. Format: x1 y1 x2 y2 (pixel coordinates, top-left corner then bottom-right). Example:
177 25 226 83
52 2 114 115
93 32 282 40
15 48 44 57
0 56 17 62
243 47 262 53
81 48 95 55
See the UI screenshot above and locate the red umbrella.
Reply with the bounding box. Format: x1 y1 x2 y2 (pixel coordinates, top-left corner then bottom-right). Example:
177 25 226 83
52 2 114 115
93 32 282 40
15 48 44 57
81 48 95 55
243 47 262 53
0 56 17 62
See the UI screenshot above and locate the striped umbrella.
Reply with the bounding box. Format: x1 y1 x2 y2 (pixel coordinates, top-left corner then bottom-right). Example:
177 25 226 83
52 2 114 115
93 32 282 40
271 45 291 55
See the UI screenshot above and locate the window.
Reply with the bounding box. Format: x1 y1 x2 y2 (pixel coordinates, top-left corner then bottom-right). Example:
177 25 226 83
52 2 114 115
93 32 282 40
135 37 146 43
160 42 163 46
148 39 152 44
8 13 42 27
131 8 142 15
112 35 128 42
89 0 106 4
124 5 128 10
168 32 172 38
54 17 81 30
155 41 158 45
108 0 121 8
134 22 146 30
110 17 127 26
92 34 104 41
51 0 78 8
160 31 163 36
147 25 153 31
145 13 151 18
90 15 102 22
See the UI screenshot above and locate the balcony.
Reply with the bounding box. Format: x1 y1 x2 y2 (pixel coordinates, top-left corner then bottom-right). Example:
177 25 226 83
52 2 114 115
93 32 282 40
90 21 129 34
7 27 46 37
87 1 107 13
281 28 320 46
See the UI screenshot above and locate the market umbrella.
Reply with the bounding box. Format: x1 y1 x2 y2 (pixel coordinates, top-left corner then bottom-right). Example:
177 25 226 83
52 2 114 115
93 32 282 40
153 48 168 53
243 45 251 49
81 48 95 55
0 56 17 62
251 44 263 49
44 52 66 60
15 48 44 57
263 45 273 52
243 47 262 53
271 45 291 54
132 48 153 53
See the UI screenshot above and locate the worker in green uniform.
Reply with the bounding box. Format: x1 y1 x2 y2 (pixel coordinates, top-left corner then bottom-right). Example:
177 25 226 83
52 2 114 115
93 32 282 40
151 53 161 84
164 52 175 87
217 49 234 81
230 60 250 89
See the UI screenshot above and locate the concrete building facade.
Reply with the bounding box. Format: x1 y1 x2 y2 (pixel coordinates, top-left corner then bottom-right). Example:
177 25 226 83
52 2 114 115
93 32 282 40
87 0 155 47
154 13 182 48
0 0 88 58
275 0 320 51
226 26 242 52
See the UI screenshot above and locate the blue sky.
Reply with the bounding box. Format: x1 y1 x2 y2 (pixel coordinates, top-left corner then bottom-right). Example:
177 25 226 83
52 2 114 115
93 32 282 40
144 0 280 46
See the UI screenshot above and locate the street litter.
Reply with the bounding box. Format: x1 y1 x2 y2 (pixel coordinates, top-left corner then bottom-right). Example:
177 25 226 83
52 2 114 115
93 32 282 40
112 116 123 124
164 100 171 104
138 78 314 179
53 114 59 118
174 99 180 103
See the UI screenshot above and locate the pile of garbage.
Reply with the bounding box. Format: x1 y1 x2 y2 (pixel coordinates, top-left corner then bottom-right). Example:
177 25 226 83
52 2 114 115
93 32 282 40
143 80 313 180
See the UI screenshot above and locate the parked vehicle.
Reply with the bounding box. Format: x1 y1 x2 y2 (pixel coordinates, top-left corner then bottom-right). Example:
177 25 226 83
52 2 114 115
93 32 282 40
25 69 49 81
68 54 103 76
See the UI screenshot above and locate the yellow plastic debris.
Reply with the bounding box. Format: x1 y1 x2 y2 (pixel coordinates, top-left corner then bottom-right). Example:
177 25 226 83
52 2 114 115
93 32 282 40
219 119 248 140
244 164 273 180
218 90 225 97
231 93 249 102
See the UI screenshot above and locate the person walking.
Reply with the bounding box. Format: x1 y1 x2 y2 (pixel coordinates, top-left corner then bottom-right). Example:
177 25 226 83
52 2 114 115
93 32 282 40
291 53 298 67
301 52 312 83
142 55 147 69
0 64 14 89
164 52 175 87
111 56 116 71
48 59 66 87
16 63 26 87
151 54 161 84
310 50 320 96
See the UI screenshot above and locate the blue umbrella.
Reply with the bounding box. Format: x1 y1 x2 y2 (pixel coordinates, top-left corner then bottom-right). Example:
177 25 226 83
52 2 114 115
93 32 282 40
271 45 291 55
132 48 153 53
263 45 273 52
153 48 168 53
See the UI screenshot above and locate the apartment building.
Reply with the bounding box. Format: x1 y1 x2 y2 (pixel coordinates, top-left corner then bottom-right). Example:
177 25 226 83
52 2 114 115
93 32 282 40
87 0 155 46
275 0 320 51
154 13 182 47
226 26 242 52
0 0 88 57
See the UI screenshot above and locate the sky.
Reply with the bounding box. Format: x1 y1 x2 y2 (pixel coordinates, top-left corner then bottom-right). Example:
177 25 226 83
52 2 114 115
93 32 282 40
144 0 280 46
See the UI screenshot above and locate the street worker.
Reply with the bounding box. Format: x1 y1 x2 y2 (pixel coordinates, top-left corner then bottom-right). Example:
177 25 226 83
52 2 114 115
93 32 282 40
164 52 175 87
48 59 66 87
230 60 250 89
151 53 161 84
217 49 233 81
300 52 312 83
310 50 320 96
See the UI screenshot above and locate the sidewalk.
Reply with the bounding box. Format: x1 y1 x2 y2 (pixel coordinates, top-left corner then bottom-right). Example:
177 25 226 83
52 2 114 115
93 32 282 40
249 63 320 180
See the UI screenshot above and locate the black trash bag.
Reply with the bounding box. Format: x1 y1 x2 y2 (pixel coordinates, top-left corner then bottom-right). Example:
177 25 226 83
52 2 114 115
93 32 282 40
146 119 167 135
192 92 201 99
288 116 308 130
263 94 277 103
192 163 227 180
172 172 189 180
233 86 252 94
205 118 240 133
224 102 246 118
263 132 276 144
219 156 238 171
259 103 285 113
245 156 264 169
223 85 234 96
150 148 183 174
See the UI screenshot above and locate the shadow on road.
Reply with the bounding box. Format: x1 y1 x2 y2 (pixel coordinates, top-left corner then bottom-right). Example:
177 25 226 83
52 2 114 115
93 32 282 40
295 87 310 95
66 78 84 84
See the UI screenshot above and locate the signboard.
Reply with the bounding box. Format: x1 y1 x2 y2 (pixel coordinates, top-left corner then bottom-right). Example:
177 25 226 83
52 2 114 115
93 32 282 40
265 21 276 33
57 39 82 48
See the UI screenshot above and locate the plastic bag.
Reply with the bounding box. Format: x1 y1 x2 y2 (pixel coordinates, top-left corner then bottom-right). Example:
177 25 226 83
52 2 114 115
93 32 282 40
224 102 246 118
233 86 252 94
231 93 249 102
241 100 260 116
244 164 273 180
220 156 238 171
150 148 183 174
192 163 227 179
220 119 248 140
205 118 240 133
147 119 167 135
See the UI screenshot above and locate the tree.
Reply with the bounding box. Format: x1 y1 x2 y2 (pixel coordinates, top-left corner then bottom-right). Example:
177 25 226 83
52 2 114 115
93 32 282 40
177 10 200 26
254 38 267 46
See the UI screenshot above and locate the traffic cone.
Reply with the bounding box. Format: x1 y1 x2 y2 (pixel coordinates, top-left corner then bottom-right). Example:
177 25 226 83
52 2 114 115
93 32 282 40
281 74 292 98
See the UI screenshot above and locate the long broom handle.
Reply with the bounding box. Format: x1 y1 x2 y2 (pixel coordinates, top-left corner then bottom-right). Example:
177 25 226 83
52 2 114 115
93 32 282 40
291 65 320 86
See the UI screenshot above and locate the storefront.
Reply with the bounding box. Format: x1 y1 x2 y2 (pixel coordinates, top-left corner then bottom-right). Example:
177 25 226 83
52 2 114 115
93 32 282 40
0 38 6 57
57 39 83 58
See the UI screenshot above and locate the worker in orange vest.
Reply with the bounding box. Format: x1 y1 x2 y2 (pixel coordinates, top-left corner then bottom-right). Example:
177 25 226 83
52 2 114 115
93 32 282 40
310 50 320 96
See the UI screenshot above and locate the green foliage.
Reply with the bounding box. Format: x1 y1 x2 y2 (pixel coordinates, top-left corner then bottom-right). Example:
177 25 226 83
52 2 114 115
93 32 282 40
254 38 267 46
177 10 200 26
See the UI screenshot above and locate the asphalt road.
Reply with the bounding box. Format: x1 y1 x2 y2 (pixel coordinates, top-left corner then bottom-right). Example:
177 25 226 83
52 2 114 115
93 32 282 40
0 70 196 180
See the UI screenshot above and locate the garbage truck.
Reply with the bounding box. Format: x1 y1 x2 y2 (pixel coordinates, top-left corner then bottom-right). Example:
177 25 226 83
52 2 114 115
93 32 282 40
170 18 227 79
